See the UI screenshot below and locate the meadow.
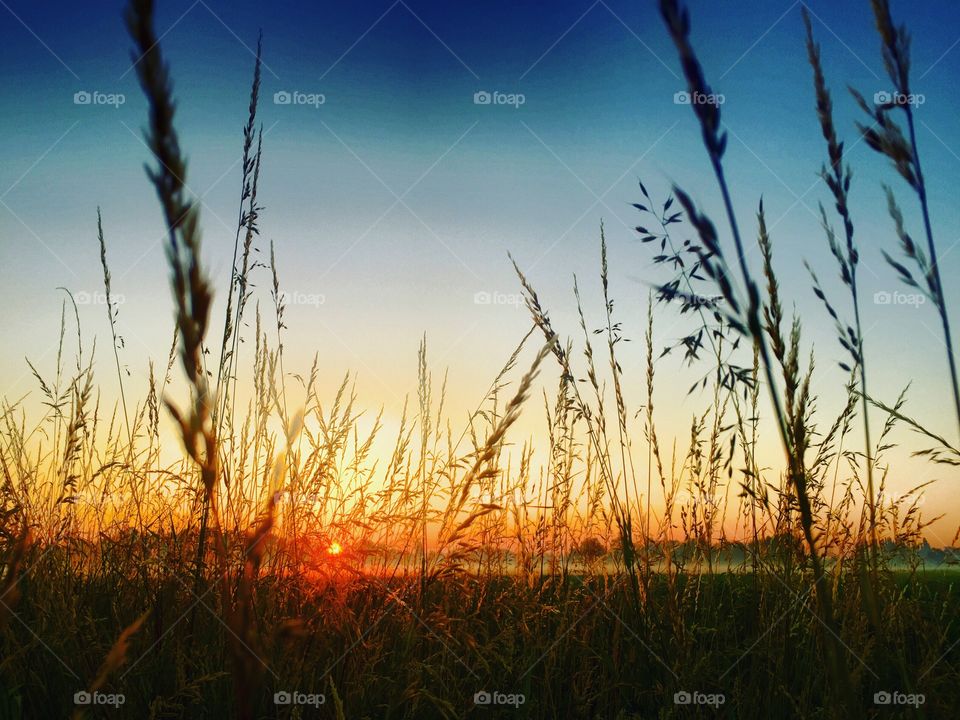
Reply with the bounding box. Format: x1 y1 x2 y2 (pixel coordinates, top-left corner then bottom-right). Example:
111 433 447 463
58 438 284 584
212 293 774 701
2 0 960 717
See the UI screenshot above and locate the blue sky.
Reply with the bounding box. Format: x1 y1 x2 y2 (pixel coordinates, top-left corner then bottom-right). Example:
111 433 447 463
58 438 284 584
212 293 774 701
2 0 959 537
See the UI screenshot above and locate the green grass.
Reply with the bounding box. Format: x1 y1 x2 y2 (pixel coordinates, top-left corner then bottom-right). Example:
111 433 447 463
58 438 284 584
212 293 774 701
2 556 958 718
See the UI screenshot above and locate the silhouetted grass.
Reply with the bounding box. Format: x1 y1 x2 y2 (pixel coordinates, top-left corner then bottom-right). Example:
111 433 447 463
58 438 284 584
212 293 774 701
1 0 959 718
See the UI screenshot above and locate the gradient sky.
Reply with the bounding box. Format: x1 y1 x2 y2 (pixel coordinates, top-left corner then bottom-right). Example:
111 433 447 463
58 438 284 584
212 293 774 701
2 0 959 541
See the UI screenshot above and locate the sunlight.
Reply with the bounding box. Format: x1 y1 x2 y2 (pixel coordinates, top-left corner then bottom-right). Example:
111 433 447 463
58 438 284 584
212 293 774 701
326 541 343 557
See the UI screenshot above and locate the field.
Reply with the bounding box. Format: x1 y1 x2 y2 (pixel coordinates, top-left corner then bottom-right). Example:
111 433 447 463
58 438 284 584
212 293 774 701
2 0 960 718
4 562 960 717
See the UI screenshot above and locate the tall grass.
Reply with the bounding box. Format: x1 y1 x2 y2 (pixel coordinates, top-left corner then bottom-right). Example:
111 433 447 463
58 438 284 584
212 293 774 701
0 0 958 718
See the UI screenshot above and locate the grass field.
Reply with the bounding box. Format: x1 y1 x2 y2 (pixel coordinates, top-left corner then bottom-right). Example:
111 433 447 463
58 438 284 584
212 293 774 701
3 0 960 717
3 560 959 718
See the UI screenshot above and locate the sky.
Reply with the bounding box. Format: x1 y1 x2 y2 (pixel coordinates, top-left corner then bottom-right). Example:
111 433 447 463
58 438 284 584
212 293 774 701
1 0 959 542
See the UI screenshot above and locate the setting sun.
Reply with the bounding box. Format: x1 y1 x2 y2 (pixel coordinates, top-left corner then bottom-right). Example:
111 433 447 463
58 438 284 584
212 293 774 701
327 542 343 557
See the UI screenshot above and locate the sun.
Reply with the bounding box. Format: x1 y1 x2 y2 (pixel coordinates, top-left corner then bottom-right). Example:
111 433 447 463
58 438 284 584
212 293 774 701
326 541 343 556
